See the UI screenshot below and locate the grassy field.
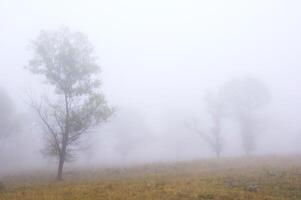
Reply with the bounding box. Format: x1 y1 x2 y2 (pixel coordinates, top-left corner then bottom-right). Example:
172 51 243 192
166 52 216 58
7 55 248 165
1 155 301 200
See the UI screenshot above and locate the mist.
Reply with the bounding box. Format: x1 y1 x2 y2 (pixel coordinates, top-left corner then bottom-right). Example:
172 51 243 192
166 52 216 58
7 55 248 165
1 0 301 177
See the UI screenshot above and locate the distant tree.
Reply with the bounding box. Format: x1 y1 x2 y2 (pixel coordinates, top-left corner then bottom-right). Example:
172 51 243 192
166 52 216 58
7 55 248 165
0 88 22 188
203 91 225 157
221 77 270 155
0 88 20 141
189 91 225 158
26 27 114 180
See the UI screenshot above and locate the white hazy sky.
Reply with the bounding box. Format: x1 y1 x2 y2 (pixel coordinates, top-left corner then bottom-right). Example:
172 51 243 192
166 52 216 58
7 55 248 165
0 0 301 172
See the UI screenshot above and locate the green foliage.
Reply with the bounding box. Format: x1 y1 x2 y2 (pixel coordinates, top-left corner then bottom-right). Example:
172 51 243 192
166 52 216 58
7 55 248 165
27 27 113 163
27 27 100 96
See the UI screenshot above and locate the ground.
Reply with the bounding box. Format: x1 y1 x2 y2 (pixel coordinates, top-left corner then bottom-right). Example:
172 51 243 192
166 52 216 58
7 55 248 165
1 155 301 200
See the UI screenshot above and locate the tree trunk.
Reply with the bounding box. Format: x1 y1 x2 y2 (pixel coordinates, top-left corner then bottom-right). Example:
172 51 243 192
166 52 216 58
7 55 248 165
56 94 69 181
56 142 67 181
56 152 65 181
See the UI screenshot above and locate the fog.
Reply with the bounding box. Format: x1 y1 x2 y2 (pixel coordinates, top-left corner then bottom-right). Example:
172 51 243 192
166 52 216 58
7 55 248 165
1 0 301 176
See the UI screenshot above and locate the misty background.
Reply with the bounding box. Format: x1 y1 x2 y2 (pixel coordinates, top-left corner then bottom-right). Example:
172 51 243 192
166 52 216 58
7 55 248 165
0 0 301 175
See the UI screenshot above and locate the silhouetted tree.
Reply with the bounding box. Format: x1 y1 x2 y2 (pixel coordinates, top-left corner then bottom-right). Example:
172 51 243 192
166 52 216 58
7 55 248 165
222 77 270 155
0 88 20 141
203 91 225 157
26 27 114 180
189 91 225 158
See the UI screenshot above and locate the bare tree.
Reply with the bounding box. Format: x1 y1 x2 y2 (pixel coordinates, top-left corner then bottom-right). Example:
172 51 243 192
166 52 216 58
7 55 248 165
204 91 225 157
189 91 225 158
0 87 20 141
221 77 270 155
0 88 22 188
26 27 114 180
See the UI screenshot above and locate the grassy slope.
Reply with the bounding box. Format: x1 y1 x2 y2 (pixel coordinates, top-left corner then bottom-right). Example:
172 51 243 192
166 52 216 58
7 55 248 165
1 155 301 200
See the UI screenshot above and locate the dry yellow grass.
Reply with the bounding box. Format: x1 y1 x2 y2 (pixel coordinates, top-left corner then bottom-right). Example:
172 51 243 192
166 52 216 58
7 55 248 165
1 155 301 200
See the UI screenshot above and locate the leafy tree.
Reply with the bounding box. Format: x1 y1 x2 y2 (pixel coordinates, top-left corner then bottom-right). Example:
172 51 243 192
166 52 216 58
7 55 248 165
27 27 113 180
222 77 270 155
